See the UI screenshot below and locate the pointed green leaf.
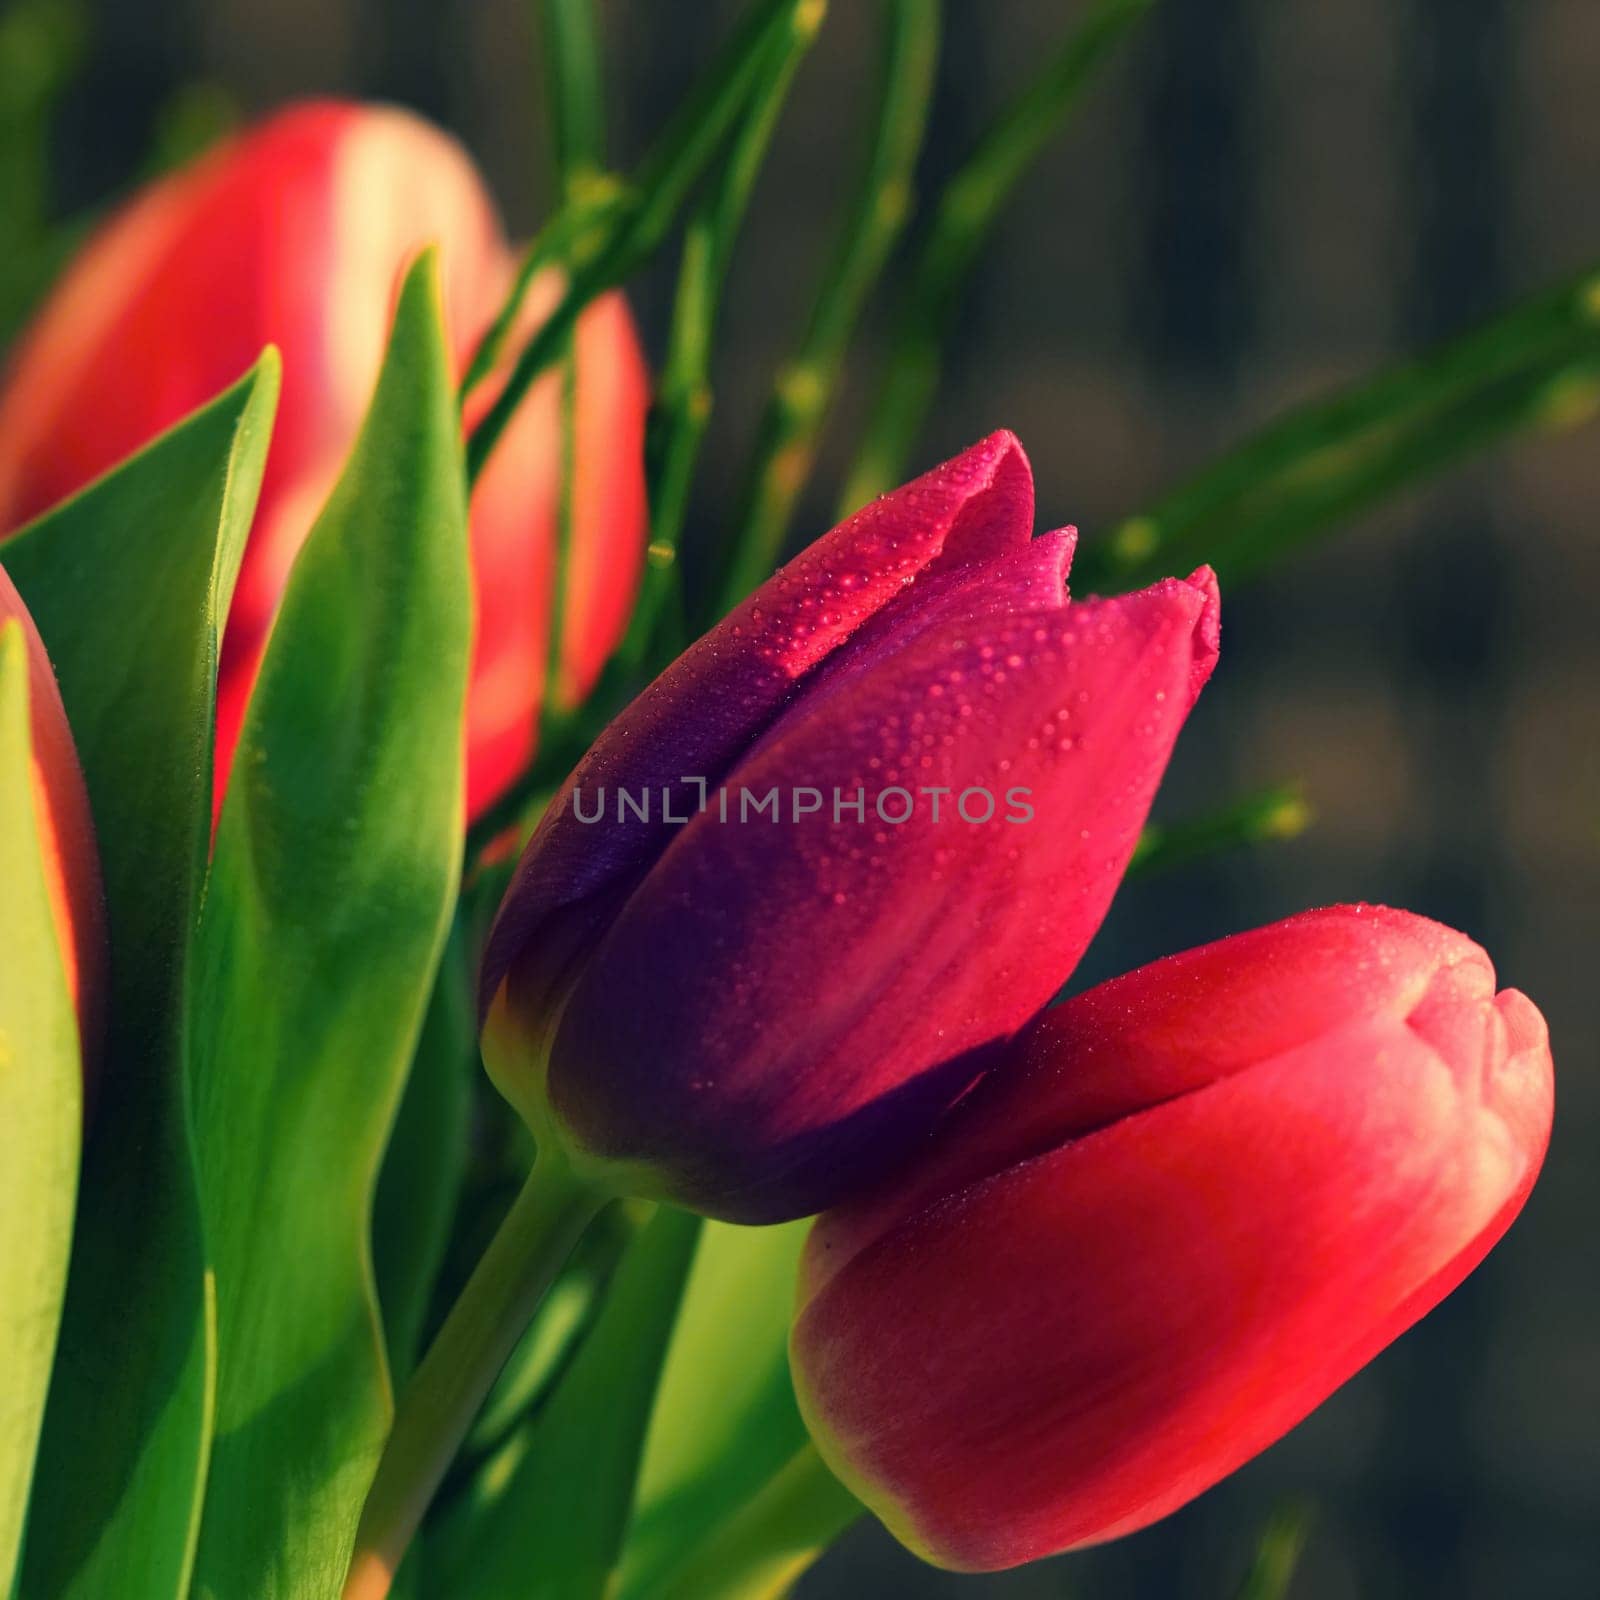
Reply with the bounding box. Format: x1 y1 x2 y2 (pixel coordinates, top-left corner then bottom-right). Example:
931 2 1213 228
186 252 471 1600
614 1220 810 1599
427 1208 700 1600
372 924 474 1384
4 353 278 1600
0 625 82 1595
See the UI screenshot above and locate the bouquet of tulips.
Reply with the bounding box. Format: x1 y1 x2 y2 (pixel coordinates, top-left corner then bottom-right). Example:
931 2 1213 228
1 2 1585 1597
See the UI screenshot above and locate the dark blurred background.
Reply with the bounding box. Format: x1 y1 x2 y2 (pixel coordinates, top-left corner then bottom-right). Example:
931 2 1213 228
16 1 1600 1595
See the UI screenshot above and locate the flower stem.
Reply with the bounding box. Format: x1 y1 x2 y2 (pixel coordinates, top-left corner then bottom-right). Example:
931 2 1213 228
638 1443 862 1600
342 1150 608 1600
1072 263 1600 593
1129 780 1312 879
838 0 1154 516
716 0 941 617
465 0 817 487
536 0 607 199
617 0 825 675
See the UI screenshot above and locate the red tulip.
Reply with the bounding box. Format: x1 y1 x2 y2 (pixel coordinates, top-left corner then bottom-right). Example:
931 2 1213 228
0 565 105 1066
792 906 1554 1570
480 432 1220 1222
0 99 649 821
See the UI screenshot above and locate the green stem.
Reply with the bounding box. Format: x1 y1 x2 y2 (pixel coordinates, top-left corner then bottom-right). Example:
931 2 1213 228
839 0 1153 514
536 0 606 196
716 0 941 614
460 6 827 861
342 1151 607 1600
617 3 824 674
467 0 818 488
1235 1499 1315 1600
640 1443 862 1600
1128 781 1312 879
1074 264 1600 593
539 328 580 729
458 184 625 407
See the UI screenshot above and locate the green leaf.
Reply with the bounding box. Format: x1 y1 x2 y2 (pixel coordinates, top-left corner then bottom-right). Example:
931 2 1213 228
462 1199 645 1462
186 253 471 1600
426 1207 699 1600
4 353 278 1600
1075 266 1600 592
0 625 82 1595
614 1220 811 1599
372 923 474 1384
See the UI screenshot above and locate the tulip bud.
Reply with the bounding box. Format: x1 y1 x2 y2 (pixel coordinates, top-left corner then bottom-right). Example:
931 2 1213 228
480 432 1220 1222
0 566 105 1068
0 99 649 821
792 905 1554 1570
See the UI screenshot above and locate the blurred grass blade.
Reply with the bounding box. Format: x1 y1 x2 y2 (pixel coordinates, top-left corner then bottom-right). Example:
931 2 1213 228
536 0 607 196
372 923 475 1384
718 0 941 612
3 354 279 1600
841 0 1153 513
0 0 85 341
467 0 823 482
425 1208 698 1600
536 332 581 749
1235 1500 1314 1600
1129 781 1312 878
460 1 827 860
619 1 824 670
187 254 471 1600
614 1221 811 1599
1076 267 1600 592
0 626 81 1595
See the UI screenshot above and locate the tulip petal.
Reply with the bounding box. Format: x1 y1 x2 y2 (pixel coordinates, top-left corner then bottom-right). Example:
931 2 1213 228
480 430 1036 1022
804 903 1496 1294
545 562 1219 1220
0 99 648 826
794 977 1552 1569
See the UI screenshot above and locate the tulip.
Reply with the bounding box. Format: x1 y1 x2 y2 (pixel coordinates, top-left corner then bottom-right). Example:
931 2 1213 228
0 99 649 821
0 565 105 1064
791 905 1554 1571
479 430 1221 1222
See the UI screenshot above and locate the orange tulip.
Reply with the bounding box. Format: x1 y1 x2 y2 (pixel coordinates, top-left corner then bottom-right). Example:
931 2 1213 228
0 99 650 820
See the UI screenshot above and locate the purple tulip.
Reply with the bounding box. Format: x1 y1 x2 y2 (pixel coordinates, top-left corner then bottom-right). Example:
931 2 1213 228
480 432 1220 1221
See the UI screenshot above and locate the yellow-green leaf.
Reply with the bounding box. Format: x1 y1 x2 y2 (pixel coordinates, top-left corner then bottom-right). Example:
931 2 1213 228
0 625 81 1594
4 353 278 1600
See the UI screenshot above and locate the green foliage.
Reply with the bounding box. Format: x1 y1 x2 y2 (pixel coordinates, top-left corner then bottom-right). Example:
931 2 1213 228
841 0 1154 514
372 927 475 1384
186 253 472 1600
1078 267 1600 592
717 0 941 612
0 626 81 1595
426 1207 698 1599
1235 1500 1314 1600
1130 782 1313 879
3 353 278 1600
615 1220 811 1599
2 5 1595 1598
